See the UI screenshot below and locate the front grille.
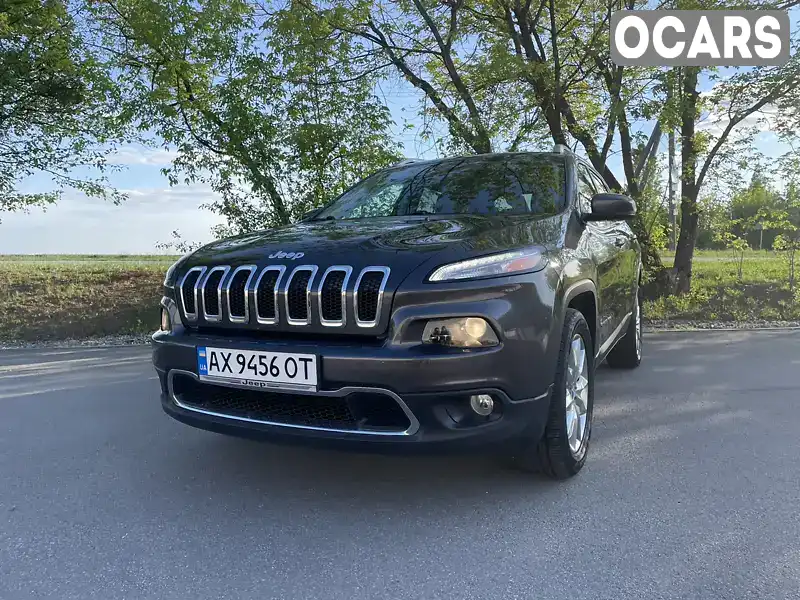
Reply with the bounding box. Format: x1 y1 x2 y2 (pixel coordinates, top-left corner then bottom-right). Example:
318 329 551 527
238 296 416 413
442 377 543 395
227 267 254 321
255 268 282 322
172 375 412 432
203 269 226 317
320 268 349 324
356 270 387 324
178 263 389 329
287 269 314 322
180 269 204 315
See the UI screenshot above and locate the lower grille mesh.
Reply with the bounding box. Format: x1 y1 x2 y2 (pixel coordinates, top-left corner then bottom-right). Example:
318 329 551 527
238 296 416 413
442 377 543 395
172 375 411 432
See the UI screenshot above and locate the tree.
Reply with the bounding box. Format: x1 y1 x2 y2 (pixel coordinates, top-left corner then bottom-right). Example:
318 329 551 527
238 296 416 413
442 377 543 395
1 0 126 215
669 17 800 292
87 0 400 234
297 0 672 282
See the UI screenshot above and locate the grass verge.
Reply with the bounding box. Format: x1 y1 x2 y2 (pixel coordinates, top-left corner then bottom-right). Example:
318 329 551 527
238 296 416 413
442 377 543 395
0 257 172 342
647 252 800 322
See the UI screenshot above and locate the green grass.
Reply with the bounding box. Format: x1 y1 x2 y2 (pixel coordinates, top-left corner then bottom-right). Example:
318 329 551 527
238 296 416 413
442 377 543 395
646 251 800 323
0 256 170 342
659 249 780 263
0 254 179 264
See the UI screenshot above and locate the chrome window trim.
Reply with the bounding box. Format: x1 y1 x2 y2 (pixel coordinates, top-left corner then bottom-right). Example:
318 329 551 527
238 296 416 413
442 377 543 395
284 265 319 326
317 266 353 328
253 266 286 325
224 265 257 324
201 265 231 322
177 266 207 322
354 266 391 328
167 369 419 436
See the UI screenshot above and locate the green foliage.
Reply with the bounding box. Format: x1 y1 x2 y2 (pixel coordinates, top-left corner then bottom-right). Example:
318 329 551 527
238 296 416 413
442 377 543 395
695 194 729 250
87 0 400 234
0 0 127 214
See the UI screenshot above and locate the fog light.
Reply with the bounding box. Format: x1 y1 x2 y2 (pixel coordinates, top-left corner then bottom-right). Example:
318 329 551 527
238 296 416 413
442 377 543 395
423 317 498 347
470 394 494 416
160 307 171 332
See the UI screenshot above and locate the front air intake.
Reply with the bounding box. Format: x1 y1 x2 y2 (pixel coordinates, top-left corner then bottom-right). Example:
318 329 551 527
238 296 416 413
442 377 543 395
177 263 390 330
319 267 352 326
202 267 229 321
226 266 256 323
355 268 390 327
285 266 317 325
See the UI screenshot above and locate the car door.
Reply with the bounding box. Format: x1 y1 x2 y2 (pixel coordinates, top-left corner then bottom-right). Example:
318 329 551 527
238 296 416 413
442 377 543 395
576 163 624 347
588 170 639 322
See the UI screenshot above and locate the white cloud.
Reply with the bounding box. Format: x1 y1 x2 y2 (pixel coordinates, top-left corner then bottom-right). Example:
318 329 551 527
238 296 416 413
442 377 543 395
696 102 780 139
0 183 226 254
110 144 179 167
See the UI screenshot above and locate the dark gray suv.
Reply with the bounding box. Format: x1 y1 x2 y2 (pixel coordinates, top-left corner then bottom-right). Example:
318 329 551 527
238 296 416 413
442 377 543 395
152 146 642 479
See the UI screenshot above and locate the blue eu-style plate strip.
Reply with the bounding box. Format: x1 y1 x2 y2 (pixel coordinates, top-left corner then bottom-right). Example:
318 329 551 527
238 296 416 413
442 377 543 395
197 347 208 376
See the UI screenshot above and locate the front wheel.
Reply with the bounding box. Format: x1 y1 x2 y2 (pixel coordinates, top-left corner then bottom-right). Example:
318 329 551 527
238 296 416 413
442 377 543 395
606 289 642 369
511 308 594 479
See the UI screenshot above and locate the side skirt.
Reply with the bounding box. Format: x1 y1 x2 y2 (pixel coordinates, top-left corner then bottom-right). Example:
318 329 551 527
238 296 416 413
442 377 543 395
595 312 632 365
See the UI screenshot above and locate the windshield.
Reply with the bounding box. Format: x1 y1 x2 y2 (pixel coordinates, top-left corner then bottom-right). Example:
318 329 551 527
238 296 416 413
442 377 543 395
314 154 566 220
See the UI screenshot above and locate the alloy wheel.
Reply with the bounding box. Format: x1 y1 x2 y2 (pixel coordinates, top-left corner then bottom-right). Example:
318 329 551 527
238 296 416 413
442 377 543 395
565 334 589 455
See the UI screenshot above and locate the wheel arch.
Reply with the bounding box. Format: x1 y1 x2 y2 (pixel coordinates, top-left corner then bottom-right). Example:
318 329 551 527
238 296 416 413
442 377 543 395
560 279 599 354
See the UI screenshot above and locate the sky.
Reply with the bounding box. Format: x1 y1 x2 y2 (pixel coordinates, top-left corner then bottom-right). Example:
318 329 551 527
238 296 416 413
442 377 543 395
1 27 796 254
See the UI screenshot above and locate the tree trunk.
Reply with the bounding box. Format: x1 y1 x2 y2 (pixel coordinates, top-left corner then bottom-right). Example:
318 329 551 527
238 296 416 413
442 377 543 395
672 67 700 295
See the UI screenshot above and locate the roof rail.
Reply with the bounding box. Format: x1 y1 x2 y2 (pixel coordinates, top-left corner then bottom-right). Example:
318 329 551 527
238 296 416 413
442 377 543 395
552 144 571 154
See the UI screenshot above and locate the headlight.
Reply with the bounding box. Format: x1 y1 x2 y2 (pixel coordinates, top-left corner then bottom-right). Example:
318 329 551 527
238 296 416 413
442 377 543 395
428 247 546 282
422 317 499 347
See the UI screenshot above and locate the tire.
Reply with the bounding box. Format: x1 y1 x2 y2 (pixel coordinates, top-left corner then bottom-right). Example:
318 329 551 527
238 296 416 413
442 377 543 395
606 288 642 369
511 308 594 479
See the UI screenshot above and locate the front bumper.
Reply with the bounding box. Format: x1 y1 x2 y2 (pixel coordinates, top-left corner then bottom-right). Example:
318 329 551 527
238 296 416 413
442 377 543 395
152 328 553 452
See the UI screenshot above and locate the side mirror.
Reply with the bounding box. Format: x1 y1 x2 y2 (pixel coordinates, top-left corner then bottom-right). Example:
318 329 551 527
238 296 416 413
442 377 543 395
585 193 636 221
301 207 323 221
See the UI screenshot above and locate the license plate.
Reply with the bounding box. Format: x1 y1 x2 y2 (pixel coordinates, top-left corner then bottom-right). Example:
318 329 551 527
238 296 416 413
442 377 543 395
197 347 318 391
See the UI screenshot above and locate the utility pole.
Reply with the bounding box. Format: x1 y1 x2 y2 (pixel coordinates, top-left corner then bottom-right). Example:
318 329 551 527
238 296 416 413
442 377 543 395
667 68 677 252
668 129 677 251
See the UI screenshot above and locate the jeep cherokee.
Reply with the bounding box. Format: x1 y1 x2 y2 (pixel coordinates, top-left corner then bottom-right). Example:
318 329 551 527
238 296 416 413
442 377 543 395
152 146 642 479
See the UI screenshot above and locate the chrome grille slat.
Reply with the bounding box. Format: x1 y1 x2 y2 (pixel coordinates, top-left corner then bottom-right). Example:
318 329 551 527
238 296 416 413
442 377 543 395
177 263 389 329
254 266 286 324
177 266 207 321
284 265 318 326
225 265 256 324
201 266 230 322
318 266 352 327
354 267 390 328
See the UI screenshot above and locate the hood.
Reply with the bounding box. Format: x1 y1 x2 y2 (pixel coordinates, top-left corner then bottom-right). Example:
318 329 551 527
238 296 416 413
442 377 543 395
184 214 566 272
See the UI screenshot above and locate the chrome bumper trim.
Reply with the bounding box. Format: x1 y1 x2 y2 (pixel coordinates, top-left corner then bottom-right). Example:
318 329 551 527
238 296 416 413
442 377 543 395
167 368 420 437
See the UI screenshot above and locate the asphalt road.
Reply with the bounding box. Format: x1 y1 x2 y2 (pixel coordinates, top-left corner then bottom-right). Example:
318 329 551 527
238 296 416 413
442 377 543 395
1 330 799 600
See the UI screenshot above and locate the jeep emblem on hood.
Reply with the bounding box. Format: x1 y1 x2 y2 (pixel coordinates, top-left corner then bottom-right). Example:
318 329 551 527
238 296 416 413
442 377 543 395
268 250 304 260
